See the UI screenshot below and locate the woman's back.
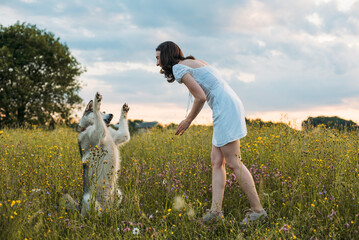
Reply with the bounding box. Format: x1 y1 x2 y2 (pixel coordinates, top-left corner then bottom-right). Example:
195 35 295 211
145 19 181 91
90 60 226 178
179 59 209 69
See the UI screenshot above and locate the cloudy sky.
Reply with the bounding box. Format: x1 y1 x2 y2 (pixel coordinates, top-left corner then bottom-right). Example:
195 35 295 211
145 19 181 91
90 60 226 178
1 0 359 128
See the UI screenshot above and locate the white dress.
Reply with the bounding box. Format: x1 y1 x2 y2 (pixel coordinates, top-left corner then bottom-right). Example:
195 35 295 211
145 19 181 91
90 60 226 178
172 64 247 147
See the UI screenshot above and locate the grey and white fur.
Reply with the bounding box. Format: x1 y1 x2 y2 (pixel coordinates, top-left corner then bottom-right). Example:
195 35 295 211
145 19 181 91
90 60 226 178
62 92 130 216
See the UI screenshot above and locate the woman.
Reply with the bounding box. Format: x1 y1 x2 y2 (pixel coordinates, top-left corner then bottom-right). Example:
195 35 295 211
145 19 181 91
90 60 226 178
155 41 267 224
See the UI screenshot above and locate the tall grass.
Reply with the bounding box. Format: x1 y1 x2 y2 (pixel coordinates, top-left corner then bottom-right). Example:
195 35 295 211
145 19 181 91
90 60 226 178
0 124 358 239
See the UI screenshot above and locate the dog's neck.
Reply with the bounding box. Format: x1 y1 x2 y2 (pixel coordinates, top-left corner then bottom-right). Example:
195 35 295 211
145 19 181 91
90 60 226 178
81 124 110 133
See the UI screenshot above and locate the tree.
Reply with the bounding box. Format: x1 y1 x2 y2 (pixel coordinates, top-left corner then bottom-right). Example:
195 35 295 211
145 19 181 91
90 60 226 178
302 116 358 131
0 22 84 128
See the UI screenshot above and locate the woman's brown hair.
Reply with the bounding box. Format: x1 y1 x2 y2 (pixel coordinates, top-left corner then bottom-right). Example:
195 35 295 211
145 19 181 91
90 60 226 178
156 41 195 83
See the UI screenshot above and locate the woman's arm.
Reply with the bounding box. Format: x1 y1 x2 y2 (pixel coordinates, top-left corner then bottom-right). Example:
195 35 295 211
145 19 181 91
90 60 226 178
175 73 206 135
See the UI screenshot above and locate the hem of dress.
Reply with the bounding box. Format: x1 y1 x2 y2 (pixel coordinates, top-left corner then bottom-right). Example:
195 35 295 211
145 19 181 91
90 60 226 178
212 132 247 147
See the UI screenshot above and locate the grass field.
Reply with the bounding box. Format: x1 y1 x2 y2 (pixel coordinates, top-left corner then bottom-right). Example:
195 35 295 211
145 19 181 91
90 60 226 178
0 123 358 239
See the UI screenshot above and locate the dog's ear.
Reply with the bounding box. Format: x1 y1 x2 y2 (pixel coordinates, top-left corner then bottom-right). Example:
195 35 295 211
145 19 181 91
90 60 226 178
85 100 93 113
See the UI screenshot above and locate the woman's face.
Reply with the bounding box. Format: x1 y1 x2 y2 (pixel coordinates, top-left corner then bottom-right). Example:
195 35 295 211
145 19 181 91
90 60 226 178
156 51 161 67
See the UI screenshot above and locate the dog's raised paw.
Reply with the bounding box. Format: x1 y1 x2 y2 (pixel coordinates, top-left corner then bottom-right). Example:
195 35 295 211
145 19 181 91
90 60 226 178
122 103 129 113
96 92 102 103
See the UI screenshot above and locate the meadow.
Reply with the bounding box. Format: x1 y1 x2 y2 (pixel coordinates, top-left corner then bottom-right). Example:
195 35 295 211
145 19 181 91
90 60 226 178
0 123 358 239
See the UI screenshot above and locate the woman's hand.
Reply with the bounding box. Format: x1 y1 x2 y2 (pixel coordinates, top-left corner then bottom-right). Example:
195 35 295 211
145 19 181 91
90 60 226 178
175 119 191 135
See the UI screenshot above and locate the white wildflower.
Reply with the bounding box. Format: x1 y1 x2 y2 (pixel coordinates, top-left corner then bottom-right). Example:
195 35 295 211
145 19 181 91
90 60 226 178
132 227 140 235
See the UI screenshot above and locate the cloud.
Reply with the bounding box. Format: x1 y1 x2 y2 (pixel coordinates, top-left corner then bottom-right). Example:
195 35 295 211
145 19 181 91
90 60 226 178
223 0 277 34
80 77 114 100
85 61 158 76
0 6 22 25
20 0 37 3
341 96 359 108
306 12 323 27
236 73 256 83
316 0 359 12
1 0 359 124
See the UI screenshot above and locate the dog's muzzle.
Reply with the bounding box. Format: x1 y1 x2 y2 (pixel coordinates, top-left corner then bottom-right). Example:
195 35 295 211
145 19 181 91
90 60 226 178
104 114 113 126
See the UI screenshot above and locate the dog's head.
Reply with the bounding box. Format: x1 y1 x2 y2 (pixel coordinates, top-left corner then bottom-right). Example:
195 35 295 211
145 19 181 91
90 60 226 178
76 100 113 133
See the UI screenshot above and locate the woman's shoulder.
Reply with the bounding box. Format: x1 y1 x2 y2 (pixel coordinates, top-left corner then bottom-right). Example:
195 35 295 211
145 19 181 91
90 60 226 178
179 59 209 68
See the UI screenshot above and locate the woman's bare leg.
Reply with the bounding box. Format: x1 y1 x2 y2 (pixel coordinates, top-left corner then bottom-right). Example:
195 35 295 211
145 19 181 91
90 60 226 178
210 145 226 213
220 140 263 212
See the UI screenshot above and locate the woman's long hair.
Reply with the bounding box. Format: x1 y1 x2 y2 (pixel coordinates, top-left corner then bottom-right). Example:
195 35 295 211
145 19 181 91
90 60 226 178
156 41 195 83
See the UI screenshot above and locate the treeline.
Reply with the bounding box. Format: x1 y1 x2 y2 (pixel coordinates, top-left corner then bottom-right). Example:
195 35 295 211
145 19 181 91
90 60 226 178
125 116 359 136
247 116 358 132
302 116 358 131
245 118 289 129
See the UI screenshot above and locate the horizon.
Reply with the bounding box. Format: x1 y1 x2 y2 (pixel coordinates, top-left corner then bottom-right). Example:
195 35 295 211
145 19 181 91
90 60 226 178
89 103 358 131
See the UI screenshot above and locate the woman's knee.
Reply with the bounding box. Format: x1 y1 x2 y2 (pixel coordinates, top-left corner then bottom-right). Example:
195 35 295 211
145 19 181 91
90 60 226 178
225 154 243 171
211 151 225 168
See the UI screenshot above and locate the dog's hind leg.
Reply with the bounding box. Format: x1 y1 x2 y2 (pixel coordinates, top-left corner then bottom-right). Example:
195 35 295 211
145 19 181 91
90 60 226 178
60 193 80 212
117 188 123 203
82 161 90 201
113 103 130 145
81 193 102 217
113 188 123 209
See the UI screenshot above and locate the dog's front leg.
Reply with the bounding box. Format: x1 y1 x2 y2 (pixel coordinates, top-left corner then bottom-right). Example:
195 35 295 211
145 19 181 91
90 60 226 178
90 92 107 143
113 103 130 145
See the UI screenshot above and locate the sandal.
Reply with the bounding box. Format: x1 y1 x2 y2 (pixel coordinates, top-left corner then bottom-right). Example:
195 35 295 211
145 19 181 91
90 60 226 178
202 209 224 223
241 209 267 225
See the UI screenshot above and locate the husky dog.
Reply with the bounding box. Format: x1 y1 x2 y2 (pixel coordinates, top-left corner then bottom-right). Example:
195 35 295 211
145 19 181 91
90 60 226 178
62 92 130 216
